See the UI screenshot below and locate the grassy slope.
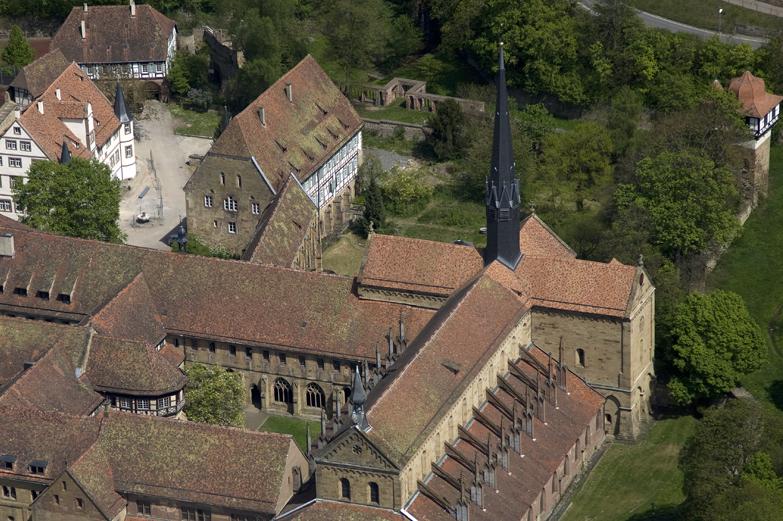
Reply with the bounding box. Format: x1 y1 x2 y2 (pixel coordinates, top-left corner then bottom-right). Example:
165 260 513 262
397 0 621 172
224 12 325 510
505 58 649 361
169 104 220 138
259 415 322 453
708 144 783 411
562 417 696 521
628 0 782 36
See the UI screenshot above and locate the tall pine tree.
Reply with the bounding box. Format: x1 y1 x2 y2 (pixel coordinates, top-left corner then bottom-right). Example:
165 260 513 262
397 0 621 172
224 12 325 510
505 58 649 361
2 25 33 70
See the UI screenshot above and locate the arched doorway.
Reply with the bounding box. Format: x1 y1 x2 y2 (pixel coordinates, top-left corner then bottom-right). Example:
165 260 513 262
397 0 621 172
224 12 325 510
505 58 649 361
250 384 262 409
604 396 622 436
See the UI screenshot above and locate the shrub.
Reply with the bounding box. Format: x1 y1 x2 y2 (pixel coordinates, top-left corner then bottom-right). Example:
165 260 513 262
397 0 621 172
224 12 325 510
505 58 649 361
381 167 434 216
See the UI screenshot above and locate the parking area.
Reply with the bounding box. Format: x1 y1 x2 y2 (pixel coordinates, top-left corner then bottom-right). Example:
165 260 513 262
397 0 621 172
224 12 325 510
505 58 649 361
119 101 213 249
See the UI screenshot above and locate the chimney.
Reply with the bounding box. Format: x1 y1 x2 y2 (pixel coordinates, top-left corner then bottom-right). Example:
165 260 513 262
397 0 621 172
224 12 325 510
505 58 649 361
257 107 265 127
130 0 136 16
55 88 61 101
285 83 292 102
80 20 86 40
83 3 88 12
36 101 44 114
0 234 14 257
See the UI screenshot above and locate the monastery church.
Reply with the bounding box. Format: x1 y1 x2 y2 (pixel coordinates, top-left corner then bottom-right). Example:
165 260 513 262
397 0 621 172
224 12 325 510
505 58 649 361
0 46 653 521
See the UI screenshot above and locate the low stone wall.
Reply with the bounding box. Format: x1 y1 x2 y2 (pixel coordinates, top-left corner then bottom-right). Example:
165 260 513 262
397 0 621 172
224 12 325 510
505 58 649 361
362 118 430 142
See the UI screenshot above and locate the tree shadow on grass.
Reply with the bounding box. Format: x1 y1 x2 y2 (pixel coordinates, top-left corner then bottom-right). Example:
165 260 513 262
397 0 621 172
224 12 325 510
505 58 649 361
766 380 783 411
626 504 683 521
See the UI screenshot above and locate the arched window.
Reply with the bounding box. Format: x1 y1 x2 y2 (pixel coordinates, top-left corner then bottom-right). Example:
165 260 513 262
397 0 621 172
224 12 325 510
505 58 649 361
369 482 380 504
220 172 225 185
236 174 242 188
576 348 585 367
340 478 351 500
305 383 325 408
273 378 292 403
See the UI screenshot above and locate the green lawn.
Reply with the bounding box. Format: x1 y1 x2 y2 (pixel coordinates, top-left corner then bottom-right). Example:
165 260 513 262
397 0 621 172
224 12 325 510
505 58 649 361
169 104 220 138
354 101 432 126
259 415 321 453
562 416 696 521
628 0 783 36
708 144 783 412
386 52 478 97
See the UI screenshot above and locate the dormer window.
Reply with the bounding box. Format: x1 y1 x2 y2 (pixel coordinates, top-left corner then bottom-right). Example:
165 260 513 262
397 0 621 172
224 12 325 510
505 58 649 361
28 460 47 475
57 293 72 304
0 455 15 470
13 287 27 296
36 290 49 300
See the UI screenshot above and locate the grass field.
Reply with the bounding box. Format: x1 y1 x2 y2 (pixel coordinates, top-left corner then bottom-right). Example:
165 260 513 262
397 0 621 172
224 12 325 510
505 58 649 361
562 416 696 521
259 415 321 453
354 101 432 126
708 144 783 413
386 52 479 97
628 0 783 36
170 104 220 138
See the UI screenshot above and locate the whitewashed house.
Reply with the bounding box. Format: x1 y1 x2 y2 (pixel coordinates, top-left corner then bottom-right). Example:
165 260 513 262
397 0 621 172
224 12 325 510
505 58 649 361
50 1 176 89
0 63 136 220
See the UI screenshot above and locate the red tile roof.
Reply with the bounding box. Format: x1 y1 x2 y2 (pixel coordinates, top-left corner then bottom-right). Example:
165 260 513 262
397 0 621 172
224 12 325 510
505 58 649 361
365 265 531 465
407 346 604 521
358 234 484 298
210 55 362 190
90 273 166 347
519 213 576 259
279 500 403 520
51 4 175 64
9 49 70 99
729 71 783 118
242 174 317 267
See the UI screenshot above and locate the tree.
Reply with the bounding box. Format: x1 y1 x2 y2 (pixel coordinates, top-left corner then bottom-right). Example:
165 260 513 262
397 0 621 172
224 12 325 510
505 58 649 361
168 56 190 98
14 158 125 243
617 150 738 260
2 25 33 70
680 400 783 521
666 291 765 405
183 364 244 427
427 100 469 161
358 157 385 236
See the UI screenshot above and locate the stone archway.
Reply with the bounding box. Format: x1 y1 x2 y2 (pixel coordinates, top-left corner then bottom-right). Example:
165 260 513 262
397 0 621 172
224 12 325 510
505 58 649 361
604 395 622 437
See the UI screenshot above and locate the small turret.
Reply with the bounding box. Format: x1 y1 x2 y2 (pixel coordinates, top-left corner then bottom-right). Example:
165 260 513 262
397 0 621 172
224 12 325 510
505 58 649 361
113 82 130 124
60 141 72 164
350 366 369 431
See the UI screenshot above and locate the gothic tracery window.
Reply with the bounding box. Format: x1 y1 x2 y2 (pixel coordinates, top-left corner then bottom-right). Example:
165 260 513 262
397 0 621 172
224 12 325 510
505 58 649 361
305 383 325 408
273 378 292 404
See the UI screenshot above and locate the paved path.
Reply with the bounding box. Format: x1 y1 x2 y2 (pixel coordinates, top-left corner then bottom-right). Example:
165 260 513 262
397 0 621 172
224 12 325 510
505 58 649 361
579 0 769 48
119 101 213 250
364 147 416 171
724 0 783 18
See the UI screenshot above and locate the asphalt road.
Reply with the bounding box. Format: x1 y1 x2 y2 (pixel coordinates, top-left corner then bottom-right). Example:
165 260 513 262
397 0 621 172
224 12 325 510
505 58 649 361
578 0 769 48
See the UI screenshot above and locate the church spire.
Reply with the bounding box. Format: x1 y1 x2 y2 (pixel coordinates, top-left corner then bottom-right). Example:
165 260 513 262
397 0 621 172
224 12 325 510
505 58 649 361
484 42 521 270
113 82 130 124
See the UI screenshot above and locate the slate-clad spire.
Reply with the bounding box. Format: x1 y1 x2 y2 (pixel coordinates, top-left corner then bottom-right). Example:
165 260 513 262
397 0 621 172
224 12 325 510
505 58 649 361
350 366 369 431
113 82 130 124
484 42 521 269
60 141 72 164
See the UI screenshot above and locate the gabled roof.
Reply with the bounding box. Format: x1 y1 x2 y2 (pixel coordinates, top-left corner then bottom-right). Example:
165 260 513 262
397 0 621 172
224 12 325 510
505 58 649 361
365 263 531 466
67 445 125 519
729 71 783 118
358 234 484 298
210 55 362 189
242 174 317 267
0 224 434 361
19 62 122 161
51 4 176 65
519 213 576 259
90 273 166 347
407 346 604 521
0 406 101 482
83 335 186 396
9 49 70 99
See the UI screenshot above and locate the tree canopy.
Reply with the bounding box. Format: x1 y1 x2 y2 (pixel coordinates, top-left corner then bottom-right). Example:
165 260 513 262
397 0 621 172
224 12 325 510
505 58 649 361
14 158 125 243
666 291 766 405
2 25 33 70
183 363 244 427
427 99 469 161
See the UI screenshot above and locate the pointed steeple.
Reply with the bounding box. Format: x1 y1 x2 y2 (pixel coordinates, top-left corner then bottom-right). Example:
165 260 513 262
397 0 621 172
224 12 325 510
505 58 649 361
113 82 130 124
350 366 369 430
484 42 521 270
60 141 72 164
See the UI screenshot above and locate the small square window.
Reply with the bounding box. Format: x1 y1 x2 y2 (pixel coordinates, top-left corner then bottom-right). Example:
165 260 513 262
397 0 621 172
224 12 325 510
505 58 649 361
137 399 150 410
12 127 20 135
263 350 270 361
251 201 260 215
245 347 252 359
75 498 83 509
317 358 324 370
125 145 133 158
9 157 22 168
204 195 213 208
6 140 16 150
299 356 306 367
333 360 340 371
228 222 236 234
208 342 216 353
229 345 236 356
20 141 30 152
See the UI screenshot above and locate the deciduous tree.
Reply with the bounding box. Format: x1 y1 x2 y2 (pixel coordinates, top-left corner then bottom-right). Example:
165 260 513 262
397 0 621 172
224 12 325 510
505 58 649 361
667 291 765 405
184 364 244 427
14 158 125 243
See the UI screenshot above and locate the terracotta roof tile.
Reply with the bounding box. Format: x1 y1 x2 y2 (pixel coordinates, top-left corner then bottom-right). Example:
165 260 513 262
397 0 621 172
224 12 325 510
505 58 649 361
243 174 317 267
516 256 637 317
358 234 483 297
84 335 186 395
91 273 166 347
10 49 70 98
279 500 403 520
729 71 783 118
210 55 362 189
519 213 576 259
365 267 530 466
51 5 175 65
